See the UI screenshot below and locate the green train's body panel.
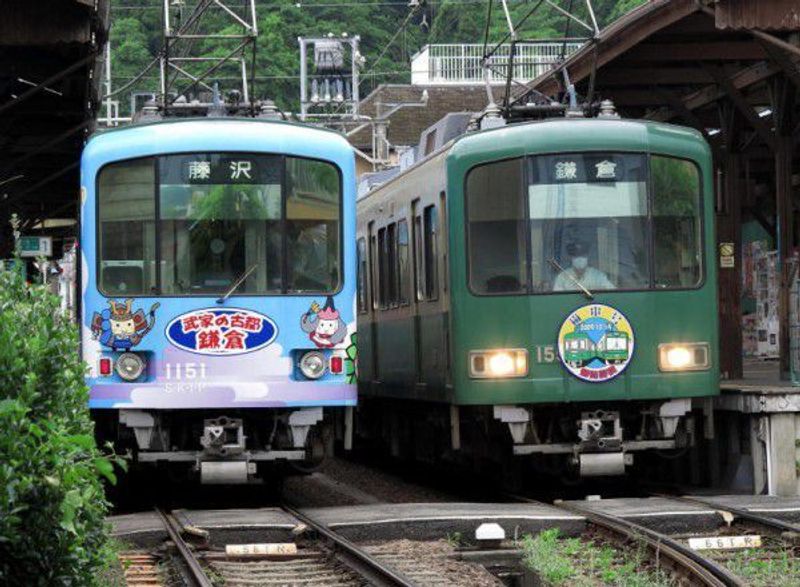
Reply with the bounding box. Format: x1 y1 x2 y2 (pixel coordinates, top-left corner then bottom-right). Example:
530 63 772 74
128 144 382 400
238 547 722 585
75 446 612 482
357 118 718 407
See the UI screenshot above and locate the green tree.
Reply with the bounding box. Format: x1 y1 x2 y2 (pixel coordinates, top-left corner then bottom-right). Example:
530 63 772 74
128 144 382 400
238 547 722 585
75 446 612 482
0 260 122 585
106 0 649 112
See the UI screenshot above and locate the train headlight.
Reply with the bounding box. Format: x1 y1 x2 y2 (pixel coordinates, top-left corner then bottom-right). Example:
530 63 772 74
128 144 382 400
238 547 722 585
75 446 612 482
469 349 528 379
658 343 710 372
299 351 326 380
115 352 145 381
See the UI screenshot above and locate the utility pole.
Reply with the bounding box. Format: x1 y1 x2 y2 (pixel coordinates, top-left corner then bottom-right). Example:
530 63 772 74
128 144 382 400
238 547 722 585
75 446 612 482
160 0 258 113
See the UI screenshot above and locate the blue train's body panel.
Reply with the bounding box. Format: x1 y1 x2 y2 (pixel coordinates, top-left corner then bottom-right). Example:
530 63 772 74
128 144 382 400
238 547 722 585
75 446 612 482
80 119 357 410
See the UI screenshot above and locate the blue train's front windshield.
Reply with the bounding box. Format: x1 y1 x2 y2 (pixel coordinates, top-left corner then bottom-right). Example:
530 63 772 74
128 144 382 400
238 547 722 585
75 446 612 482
98 153 341 296
159 154 283 295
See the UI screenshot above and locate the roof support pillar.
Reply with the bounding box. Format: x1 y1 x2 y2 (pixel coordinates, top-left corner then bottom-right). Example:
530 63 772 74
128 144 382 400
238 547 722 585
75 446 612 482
718 150 743 379
776 134 794 380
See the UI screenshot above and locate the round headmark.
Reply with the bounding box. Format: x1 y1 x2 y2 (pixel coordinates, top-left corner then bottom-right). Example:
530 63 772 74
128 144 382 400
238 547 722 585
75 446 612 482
557 304 634 383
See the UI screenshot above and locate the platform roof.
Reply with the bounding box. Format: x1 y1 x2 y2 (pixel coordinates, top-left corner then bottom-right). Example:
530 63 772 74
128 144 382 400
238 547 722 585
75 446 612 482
0 0 109 252
526 0 800 379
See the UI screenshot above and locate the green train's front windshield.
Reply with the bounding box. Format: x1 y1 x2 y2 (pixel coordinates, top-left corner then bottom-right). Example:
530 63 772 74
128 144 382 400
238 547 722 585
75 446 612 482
466 153 702 295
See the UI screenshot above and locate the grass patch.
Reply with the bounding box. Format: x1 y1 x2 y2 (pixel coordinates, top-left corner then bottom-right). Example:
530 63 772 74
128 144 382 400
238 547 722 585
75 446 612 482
725 548 800 587
521 528 673 586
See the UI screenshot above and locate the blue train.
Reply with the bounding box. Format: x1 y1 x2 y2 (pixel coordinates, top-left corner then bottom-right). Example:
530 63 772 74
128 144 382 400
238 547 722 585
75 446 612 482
81 117 357 483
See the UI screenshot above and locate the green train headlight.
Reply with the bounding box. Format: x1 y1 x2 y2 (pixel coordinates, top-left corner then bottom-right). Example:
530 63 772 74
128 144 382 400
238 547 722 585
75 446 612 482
469 349 528 379
658 343 710 372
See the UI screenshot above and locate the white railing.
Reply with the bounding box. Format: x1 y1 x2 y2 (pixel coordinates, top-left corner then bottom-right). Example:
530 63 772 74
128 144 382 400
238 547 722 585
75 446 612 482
411 42 584 86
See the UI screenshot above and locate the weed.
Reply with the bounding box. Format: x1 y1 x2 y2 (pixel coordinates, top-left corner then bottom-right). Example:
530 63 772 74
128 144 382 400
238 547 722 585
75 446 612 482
521 528 673 586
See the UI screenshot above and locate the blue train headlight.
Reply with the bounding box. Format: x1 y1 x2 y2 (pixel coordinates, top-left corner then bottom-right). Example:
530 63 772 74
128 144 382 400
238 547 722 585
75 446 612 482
469 349 528 379
299 351 326 380
115 352 145 381
658 343 710 372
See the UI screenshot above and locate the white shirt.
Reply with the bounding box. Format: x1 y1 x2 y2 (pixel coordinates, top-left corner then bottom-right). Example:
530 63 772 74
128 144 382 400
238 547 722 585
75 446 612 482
553 266 614 291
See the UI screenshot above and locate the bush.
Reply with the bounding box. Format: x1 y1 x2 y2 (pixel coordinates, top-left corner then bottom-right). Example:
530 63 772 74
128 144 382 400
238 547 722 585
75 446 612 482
0 261 120 585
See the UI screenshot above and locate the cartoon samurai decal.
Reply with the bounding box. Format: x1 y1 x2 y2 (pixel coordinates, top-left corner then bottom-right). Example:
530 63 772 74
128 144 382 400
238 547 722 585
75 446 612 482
301 296 347 348
91 299 160 351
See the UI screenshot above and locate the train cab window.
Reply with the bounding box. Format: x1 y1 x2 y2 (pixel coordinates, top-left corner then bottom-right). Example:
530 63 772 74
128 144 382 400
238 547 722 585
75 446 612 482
97 158 157 296
465 152 703 296
465 158 527 294
652 156 702 288
158 153 283 295
423 205 439 300
397 219 410 305
528 153 650 293
357 237 368 313
286 157 341 293
100 153 341 297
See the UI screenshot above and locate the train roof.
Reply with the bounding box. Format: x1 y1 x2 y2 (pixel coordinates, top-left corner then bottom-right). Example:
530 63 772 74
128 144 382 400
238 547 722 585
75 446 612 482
448 116 710 160
359 116 711 201
82 118 354 170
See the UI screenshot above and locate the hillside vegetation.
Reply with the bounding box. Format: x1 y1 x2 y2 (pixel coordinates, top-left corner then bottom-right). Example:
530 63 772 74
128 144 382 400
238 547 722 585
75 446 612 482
109 0 646 112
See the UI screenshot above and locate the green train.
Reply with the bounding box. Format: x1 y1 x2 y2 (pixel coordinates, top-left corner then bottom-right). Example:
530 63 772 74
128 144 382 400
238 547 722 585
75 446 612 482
562 331 594 367
356 114 717 477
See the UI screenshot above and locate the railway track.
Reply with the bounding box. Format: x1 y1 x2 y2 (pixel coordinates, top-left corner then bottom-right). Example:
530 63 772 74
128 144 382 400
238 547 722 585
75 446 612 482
509 494 744 587
132 506 416 587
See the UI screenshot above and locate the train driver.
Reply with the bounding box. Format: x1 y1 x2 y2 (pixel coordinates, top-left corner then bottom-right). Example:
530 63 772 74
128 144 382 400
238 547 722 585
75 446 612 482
553 240 614 292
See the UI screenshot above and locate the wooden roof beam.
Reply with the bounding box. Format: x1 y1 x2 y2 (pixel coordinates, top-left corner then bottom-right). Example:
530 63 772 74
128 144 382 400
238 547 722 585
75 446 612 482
650 60 782 121
599 67 713 86
702 63 776 151
618 41 767 62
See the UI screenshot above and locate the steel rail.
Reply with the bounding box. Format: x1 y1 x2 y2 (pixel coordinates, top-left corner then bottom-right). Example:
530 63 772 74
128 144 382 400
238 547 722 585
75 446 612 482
155 508 214 587
282 504 417 587
509 494 744 587
655 493 800 535
555 501 745 587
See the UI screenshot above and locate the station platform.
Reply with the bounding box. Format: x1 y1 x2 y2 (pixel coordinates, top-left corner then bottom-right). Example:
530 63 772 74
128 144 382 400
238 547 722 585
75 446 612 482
711 359 800 496
562 497 721 534
720 358 797 395
299 502 585 542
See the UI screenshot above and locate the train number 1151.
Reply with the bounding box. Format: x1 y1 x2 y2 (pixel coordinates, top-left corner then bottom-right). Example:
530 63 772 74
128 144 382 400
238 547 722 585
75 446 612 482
165 363 207 379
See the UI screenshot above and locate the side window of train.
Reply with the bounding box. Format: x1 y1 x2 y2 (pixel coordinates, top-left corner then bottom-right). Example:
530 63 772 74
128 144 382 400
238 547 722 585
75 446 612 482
413 208 424 302
369 224 378 310
357 237 368 313
97 158 157 296
423 204 439 300
397 219 410 305
387 222 398 305
377 227 388 309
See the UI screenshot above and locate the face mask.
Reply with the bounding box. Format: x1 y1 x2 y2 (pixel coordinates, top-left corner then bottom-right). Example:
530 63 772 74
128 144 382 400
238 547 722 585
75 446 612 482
572 256 588 270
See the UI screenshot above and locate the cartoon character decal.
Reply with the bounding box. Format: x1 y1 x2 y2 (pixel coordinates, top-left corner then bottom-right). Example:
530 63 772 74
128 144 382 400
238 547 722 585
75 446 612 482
301 296 348 348
91 299 160 351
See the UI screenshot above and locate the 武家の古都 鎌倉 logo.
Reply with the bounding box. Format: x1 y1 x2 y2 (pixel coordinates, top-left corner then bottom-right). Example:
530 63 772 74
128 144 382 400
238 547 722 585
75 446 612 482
557 304 634 383
166 308 277 356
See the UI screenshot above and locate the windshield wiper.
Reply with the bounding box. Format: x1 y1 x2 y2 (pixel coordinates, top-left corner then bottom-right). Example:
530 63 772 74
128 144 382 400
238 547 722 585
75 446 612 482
216 264 258 304
548 258 594 300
